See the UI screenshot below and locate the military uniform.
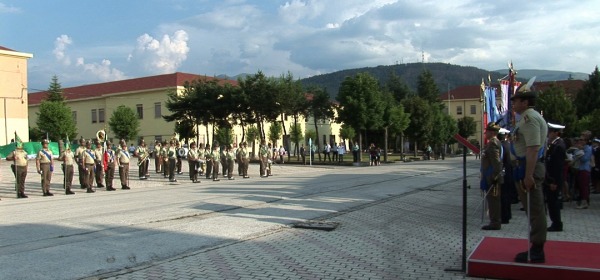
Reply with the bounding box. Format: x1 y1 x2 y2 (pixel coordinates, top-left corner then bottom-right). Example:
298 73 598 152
161 142 169 178
175 142 183 174
116 143 131 189
240 143 250 178
81 142 96 193
59 146 76 195
167 142 177 182
226 147 235 180
36 140 54 196
75 140 87 188
511 88 548 263
136 141 149 179
545 123 566 232
204 145 212 179
6 146 28 198
187 144 200 183
93 143 106 188
154 141 162 173
211 144 220 181
259 142 269 177
104 143 117 191
481 123 504 230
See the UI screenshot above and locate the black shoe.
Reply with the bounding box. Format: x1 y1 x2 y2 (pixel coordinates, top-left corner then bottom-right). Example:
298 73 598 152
170 179 178 182
80 186 86 189
86 189 95 193
501 220 510 224
213 179 220 181
121 186 130 190
515 248 545 263
481 225 501 230
228 177 235 180
18 193 28 198
194 180 201 183
243 176 250 179
106 187 116 191
66 190 75 195
547 224 563 232
43 192 54 197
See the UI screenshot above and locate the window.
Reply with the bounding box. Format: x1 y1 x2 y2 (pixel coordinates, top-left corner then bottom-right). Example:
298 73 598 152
91 109 97 123
72 111 77 124
136 104 143 119
456 106 463 115
154 102 161 118
155 135 162 142
98 108 105 123
470 105 476 115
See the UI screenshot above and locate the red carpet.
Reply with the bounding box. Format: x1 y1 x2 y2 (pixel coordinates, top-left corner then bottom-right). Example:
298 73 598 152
468 237 600 280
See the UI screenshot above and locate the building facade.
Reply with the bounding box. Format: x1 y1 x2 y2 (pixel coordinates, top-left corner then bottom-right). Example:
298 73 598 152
28 72 343 154
0 46 33 146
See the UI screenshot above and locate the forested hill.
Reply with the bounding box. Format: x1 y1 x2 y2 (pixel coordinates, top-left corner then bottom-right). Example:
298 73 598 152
299 62 510 99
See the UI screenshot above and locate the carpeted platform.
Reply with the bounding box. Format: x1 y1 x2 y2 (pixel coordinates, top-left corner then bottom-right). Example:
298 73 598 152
468 237 600 280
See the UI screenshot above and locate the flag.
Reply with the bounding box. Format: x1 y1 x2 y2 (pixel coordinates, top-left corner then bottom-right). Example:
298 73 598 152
484 86 501 123
103 132 109 172
65 135 70 150
14 131 23 148
499 79 521 127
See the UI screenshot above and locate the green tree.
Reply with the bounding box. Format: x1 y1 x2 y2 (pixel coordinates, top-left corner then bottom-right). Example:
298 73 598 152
238 71 281 140
336 72 385 161
429 111 457 158
401 96 434 154
537 82 577 136
175 119 196 144
305 129 316 145
380 91 410 159
457 116 477 138
289 124 303 159
338 124 356 148
246 125 259 158
45 75 66 102
307 87 335 161
385 72 413 102
214 126 234 147
574 66 600 118
417 69 442 105
268 121 283 147
277 72 308 157
109 105 140 142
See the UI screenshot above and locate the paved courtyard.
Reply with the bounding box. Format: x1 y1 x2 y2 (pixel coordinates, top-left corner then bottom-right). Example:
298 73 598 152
1 157 598 279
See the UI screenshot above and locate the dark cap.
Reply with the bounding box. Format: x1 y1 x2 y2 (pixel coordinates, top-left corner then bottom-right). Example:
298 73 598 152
485 122 500 132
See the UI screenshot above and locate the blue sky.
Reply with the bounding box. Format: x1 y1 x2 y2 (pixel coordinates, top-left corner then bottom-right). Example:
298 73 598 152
1 0 599 91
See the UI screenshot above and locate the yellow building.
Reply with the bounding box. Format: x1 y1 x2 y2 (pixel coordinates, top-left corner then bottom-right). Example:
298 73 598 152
28 72 343 154
0 46 33 145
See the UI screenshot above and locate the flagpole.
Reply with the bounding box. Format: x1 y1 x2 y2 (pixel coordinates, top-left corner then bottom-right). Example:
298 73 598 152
507 61 515 130
14 131 18 197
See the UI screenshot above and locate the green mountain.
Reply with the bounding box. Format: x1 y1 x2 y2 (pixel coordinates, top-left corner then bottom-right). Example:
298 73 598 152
495 69 588 82
299 62 586 99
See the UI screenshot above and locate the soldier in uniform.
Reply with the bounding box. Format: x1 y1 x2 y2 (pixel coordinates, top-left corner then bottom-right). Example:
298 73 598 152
167 140 178 182
480 123 504 230
135 139 149 180
211 142 220 181
510 85 548 263
104 140 117 191
499 128 515 224
240 142 250 178
175 140 183 174
187 142 200 183
6 140 29 198
267 143 273 176
220 144 228 178
58 141 76 195
75 138 87 189
81 140 96 193
204 143 212 179
161 140 169 178
226 145 235 180
259 140 269 178
36 139 54 196
93 139 106 189
116 140 131 189
154 140 162 174
236 142 243 176
545 123 566 232
198 143 206 176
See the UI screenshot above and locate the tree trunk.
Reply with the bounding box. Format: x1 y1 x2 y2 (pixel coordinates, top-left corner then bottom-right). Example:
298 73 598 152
358 131 363 163
313 115 321 161
383 127 388 163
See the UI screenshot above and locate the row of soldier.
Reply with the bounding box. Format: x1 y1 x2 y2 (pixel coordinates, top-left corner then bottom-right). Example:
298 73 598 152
5 137 277 198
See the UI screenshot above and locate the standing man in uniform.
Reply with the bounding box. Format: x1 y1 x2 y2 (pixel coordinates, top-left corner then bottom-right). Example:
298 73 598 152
259 140 269 178
204 143 212 180
236 142 244 175
116 140 131 189
545 123 566 232
510 86 548 263
161 140 169 178
167 140 178 182
499 128 515 224
187 142 200 183
480 123 504 230
241 142 250 178
104 140 117 191
154 140 162 174
81 140 96 193
6 140 29 198
175 140 183 175
135 139 149 180
226 145 235 180
75 138 87 189
211 142 221 181
36 139 54 196
93 139 106 189
58 141 76 195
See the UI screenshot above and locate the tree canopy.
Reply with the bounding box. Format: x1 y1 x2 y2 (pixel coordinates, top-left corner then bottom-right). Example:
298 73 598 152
109 105 140 142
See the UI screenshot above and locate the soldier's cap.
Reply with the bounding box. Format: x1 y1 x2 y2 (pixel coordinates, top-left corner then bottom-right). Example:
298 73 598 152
499 128 510 134
16 142 24 148
511 83 538 100
85 140 92 145
41 139 49 144
79 138 85 144
485 122 500 132
547 122 565 131
593 138 600 144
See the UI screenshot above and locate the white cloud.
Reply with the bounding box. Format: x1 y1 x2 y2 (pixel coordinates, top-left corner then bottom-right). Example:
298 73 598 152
53 35 72 66
76 58 127 82
132 30 190 74
0 2 20 13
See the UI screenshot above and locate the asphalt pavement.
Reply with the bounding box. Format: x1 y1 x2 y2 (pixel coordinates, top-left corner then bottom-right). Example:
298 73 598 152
1 157 598 280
